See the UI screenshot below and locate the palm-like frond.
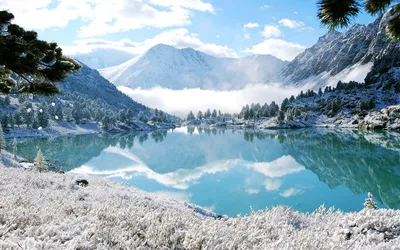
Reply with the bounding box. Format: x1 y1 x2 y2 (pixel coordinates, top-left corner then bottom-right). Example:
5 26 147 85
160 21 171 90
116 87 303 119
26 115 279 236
317 0 361 30
365 0 392 14
386 4 400 39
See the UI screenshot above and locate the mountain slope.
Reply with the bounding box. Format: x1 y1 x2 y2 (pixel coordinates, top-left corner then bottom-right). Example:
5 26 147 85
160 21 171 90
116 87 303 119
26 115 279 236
99 44 287 90
282 11 400 91
59 62 150 114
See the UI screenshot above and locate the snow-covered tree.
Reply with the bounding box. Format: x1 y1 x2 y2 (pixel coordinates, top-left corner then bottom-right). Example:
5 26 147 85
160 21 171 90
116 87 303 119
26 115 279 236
363 192 378 209
197 111 203 120
34 149 47 173
187 111 195 121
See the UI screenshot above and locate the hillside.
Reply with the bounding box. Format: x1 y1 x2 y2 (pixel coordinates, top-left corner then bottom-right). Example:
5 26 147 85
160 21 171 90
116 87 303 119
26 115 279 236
0 63 176 137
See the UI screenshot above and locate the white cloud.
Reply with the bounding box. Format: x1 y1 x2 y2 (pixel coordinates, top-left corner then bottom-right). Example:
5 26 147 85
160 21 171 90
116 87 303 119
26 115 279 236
278 19 304 29
245 189 260 194
244 38 306 61
119 84 303 118
261 4 270 9
280 188 303 198
63 28 237 59
264 179 282 191
247 156 305 178
0 0 92 30
244 32 251 40
0 0 214 38
148 0 214 13
244 23 260 29
261 25 282 38
78 1 192 38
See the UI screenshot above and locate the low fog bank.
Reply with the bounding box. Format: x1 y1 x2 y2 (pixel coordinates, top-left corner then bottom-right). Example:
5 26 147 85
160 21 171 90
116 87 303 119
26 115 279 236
119 84 304 118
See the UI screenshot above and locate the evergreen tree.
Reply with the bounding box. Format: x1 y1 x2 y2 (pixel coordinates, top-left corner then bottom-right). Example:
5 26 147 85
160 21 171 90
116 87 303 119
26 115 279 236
37 108 49 128
9 113 14 129
363 192 378 209
212 109 217 118
204 109 211 118
277 110 285 122
14 112 22 127
368 98 376 109
0 11 81 95
187 111 195 121
34 149 47 173
55 104 63 120
318 88 323 95
281 98 289 112
125 108 133 122
197 110 203 120
0 124 5 153
102 116 110 130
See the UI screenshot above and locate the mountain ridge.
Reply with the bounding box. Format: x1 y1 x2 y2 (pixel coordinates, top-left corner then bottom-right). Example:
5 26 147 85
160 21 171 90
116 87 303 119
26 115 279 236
98 44 288 90
97 13 399 92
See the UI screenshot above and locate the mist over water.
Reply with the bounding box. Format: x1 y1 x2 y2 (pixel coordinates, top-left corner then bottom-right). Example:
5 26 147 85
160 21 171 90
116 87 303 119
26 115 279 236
119 84 304 117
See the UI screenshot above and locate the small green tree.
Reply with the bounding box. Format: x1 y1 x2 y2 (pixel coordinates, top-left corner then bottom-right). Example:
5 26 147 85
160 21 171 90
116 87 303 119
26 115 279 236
363 192 378 209
34 149 47 173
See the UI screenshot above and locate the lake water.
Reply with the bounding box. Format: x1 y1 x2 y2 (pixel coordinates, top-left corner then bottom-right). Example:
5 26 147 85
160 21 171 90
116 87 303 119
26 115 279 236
8 128 400 217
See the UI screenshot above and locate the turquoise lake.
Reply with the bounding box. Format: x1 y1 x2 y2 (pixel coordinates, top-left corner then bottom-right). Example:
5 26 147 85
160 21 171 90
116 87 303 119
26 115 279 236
8 128 400 217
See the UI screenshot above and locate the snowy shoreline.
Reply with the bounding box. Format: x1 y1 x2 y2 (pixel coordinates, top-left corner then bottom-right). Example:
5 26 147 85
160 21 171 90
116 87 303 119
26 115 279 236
188 105 400 132
1 162 400 249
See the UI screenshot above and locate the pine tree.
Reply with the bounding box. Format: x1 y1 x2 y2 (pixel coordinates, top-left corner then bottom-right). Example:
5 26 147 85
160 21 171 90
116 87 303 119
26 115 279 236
37 108 49 128
277 110 285 122
187 111 195 121
0 11 81 95
211 109 217 118
12 137 17 159
363 192 378 209
9 113 14 129
55 104 63 121
281 98 289 112
34 149 47 173
14 112 22 127
0 124 5 153
205 109 211 119
197 110 203 120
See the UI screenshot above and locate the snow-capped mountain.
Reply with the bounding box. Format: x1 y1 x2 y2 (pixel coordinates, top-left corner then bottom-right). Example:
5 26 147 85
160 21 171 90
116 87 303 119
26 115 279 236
99 44 287 90
99 12 399 92
282 11 400 90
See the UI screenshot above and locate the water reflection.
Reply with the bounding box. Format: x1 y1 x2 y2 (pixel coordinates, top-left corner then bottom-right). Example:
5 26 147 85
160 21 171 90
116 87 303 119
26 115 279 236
9 128 400 216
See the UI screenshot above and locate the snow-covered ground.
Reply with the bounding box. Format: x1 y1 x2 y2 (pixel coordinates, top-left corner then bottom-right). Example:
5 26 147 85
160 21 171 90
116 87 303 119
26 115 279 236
1 162 400 249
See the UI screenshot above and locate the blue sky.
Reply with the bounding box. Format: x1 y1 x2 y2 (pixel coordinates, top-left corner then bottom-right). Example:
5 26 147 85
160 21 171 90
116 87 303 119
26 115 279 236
1 0 378 61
